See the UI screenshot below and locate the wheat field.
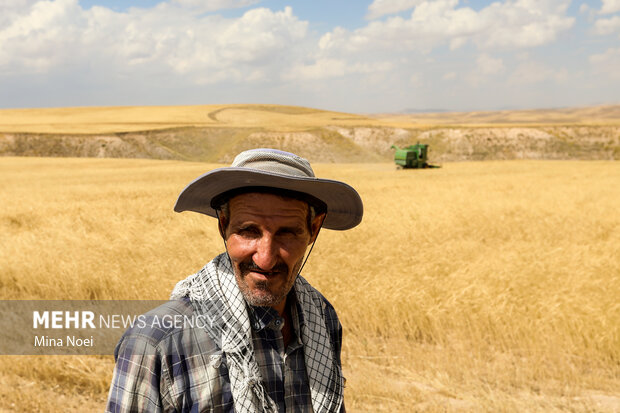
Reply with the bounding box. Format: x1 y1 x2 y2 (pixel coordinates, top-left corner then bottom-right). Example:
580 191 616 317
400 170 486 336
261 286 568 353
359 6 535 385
2 104 619 134
0 157 619 412
0 105 381 134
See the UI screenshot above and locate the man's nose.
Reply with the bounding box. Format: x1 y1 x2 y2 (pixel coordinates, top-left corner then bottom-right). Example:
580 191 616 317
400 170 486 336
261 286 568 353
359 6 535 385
253 233 278 271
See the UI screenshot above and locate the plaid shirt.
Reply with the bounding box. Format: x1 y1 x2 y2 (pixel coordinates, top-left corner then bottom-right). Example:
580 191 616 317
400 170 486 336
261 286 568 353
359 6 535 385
105 288 344 412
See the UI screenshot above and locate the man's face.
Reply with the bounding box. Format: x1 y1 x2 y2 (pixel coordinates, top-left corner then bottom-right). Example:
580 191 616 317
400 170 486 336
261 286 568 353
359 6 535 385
221 192 323 313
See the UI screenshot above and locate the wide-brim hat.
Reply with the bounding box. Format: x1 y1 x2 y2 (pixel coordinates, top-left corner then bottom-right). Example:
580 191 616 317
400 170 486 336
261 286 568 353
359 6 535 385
174 148 363 230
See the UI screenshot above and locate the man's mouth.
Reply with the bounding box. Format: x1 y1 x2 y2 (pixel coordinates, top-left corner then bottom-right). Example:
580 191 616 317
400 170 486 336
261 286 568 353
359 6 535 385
249 269 279 278
240 261 288 279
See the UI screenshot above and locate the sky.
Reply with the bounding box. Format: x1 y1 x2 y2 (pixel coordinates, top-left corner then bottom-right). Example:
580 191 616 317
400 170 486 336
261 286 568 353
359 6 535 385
1 0 619 113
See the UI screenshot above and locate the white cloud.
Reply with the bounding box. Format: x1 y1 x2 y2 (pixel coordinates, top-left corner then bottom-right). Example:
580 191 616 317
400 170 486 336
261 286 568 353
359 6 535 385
593 16 620 35
0 0 85 73
0 0 38 24
171 0 259 12
366 0 425 20
285 58 393 80
319 0 575 56
476 0 574 49
410 72 422 86
0 1 308 83
477 54 505 75
508 60 569 84
465 54 504 87
599 0 620 14
579 3 589 14
0 0 606 112
589 48 620 79
443 72 456 80
286 58 348 80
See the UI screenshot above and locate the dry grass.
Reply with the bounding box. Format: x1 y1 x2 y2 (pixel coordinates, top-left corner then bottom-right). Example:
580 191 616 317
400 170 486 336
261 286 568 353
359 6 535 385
0 104 378 134
3 103 619 135
1 157 619 412
374 104 620 126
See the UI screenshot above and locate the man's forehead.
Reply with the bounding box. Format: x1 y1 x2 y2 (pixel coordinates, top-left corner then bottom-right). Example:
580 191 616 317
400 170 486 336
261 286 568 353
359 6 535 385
228 192 309 217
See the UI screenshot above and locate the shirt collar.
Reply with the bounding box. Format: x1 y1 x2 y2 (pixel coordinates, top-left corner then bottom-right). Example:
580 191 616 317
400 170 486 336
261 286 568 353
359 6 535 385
246 288 305 333
247 303 280 332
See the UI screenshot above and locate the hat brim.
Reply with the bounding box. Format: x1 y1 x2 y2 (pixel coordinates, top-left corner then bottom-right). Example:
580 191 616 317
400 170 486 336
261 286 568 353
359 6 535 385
174 168 363 230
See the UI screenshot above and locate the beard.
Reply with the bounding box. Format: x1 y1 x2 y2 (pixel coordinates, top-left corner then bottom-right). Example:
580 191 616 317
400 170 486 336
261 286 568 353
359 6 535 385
234 259 302 307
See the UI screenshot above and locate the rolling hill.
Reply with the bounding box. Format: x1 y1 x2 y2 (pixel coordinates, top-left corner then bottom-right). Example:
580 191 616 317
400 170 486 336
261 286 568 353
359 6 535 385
1 104 619 162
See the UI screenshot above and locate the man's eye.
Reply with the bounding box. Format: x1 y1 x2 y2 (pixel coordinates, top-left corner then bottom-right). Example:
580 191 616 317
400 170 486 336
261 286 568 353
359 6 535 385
278 229 301 237
238 227 259 236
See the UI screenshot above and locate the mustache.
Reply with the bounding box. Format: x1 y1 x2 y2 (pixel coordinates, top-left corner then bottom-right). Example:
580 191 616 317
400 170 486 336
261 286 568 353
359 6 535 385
239 260 289 275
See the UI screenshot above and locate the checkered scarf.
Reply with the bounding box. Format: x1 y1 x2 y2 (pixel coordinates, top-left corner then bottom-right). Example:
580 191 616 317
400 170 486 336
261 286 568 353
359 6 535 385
170 253 344 413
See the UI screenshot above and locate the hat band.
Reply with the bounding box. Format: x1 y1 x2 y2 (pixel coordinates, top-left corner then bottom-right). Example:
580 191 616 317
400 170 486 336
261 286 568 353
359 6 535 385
236 160 315 178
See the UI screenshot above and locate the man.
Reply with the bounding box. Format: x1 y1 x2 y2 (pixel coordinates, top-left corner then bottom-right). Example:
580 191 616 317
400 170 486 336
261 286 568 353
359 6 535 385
106 148 363 412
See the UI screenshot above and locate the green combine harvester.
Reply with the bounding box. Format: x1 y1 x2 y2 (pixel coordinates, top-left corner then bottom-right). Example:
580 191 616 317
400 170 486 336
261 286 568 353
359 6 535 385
390 143 439 169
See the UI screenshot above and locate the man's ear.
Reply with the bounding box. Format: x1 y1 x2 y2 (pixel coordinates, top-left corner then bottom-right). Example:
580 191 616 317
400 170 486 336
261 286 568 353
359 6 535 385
309 212 326 244
218 214 228 240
